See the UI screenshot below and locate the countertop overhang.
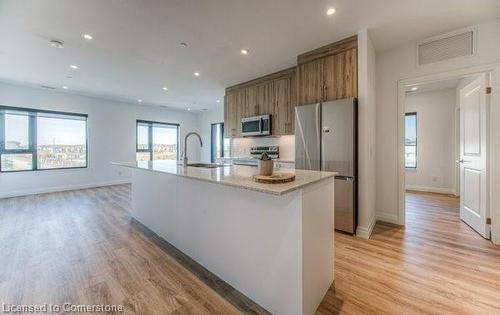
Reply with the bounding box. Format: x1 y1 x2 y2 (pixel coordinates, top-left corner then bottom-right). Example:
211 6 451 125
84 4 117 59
113 160 337 195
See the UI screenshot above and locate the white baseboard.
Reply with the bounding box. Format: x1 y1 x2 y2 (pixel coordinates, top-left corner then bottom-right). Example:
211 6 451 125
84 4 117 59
356 215 376 239
376 212 400 225
405 185 456 195
0 180 131 199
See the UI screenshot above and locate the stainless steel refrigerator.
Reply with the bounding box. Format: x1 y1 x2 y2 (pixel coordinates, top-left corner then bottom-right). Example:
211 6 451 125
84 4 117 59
295 98 357 234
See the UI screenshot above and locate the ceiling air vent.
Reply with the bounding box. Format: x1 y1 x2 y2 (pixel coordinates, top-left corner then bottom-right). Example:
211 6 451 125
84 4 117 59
40 85 57 90
417 28 475 66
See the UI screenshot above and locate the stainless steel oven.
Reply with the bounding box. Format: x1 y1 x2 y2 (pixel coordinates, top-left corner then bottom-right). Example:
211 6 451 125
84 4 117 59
241 115 271 137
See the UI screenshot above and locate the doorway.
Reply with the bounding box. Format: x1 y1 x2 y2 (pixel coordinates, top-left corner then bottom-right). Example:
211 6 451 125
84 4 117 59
402 72 492 239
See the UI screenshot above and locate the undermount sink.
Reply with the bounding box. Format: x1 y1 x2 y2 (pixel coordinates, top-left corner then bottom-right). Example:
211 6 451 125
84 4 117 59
185 163 227 168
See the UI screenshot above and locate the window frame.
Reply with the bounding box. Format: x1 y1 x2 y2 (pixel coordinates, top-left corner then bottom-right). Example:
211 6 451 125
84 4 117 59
0 105 88 173
136 120 180 161
210 122 224 163
405 112 418 169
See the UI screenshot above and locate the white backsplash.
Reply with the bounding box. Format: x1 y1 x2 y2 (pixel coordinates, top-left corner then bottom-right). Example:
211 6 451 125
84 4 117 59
230 135 295 161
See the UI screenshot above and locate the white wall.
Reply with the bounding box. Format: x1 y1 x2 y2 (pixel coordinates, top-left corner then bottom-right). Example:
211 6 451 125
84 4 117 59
0 82 200 198
198 104 224 162
356 29 377 238
376 19 500 224
405 88 457 194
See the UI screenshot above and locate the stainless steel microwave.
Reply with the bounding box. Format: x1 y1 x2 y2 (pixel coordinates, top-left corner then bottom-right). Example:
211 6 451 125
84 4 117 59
241 115 271 137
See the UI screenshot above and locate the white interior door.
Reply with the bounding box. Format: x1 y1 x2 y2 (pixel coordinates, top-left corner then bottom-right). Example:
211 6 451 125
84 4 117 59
459 75 490 239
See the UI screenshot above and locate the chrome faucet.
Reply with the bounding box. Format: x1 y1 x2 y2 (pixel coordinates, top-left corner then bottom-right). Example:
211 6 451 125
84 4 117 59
183 132 203 165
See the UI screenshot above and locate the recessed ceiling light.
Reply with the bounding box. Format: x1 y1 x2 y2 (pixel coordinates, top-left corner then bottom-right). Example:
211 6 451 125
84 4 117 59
326 7 336 16
70 64 79 70
194 72 200 77
49 39 64 49
137 99 143 103
411 87 418 91
240 49 249 55
82 33 93 40
162 87 168 91
62 86 68 89
187 108 191 111
216 100 220 103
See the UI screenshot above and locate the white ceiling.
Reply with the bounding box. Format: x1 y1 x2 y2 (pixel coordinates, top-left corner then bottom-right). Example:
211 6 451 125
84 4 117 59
1 0 499 111
405 78 462 93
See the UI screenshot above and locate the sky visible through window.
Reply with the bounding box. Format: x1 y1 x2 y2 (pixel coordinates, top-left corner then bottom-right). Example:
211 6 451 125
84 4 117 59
37 117 86 145
405 113 417 168
405 115 417 143
4 114 85 146
5 114 29 148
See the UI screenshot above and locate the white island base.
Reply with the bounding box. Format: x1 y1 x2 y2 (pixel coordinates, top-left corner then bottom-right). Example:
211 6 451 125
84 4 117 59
129 166 335 315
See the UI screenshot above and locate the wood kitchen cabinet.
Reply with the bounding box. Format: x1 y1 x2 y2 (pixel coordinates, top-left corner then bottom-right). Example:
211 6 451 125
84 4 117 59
224 88 245 138
223 35 357 137
297 35 358 105
224 68 296 137
272 76 295 135
297 58 324 105
323 48 357 100
246 82 271 118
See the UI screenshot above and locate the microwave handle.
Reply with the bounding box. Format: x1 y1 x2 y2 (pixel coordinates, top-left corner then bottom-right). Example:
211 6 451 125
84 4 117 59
259 118 263 132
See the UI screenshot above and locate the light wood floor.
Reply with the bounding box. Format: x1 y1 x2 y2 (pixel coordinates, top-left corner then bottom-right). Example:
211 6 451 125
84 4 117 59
317 191 500 314
0 185 251 315
1 187 500 314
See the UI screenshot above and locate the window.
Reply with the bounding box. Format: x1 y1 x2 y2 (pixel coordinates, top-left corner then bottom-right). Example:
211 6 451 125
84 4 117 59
136 120 179 161
0 106 88 172
405 112 417 168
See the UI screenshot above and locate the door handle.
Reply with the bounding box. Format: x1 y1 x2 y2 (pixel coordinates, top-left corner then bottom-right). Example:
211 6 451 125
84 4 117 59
456 159 471 164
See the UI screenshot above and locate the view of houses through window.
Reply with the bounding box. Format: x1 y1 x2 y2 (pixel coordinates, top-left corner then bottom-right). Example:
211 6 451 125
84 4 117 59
136 120 179 161
405 112 417 168
0 107 88 172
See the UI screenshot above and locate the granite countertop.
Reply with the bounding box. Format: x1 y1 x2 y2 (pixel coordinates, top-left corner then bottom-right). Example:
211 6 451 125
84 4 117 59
112 160 336 196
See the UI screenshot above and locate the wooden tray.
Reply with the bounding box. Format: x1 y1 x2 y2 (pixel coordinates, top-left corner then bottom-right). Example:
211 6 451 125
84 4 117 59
253 172 296 184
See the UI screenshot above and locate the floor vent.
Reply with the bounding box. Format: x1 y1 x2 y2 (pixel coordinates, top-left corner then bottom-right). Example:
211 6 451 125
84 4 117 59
418 28 475 66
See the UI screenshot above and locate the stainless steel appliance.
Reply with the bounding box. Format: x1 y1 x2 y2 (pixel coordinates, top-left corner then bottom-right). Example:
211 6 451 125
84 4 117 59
295 98 357 234
232 146 279 166
241 115 271 137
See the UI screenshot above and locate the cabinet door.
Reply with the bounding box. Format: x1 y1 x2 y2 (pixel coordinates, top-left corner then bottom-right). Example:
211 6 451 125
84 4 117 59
272 77 293 135
323 48 357 101
224 88 245 137
297 59 323 105
224 91 236 138
246 83 269 118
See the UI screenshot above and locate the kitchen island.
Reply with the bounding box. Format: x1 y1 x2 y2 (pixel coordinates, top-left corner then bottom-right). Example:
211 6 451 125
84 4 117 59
113 160 336 315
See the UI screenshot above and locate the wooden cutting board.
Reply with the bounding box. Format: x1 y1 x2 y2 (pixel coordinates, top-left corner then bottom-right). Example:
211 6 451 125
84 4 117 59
253 172 296 184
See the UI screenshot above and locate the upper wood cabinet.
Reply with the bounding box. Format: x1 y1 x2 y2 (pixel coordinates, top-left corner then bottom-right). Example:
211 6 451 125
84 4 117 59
272 75 295 135
224 88 246 137
297 35 358 105
224 35 357 137
246 82 271 118
224 68 296 137
323 48 357 101
297 58 324 105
